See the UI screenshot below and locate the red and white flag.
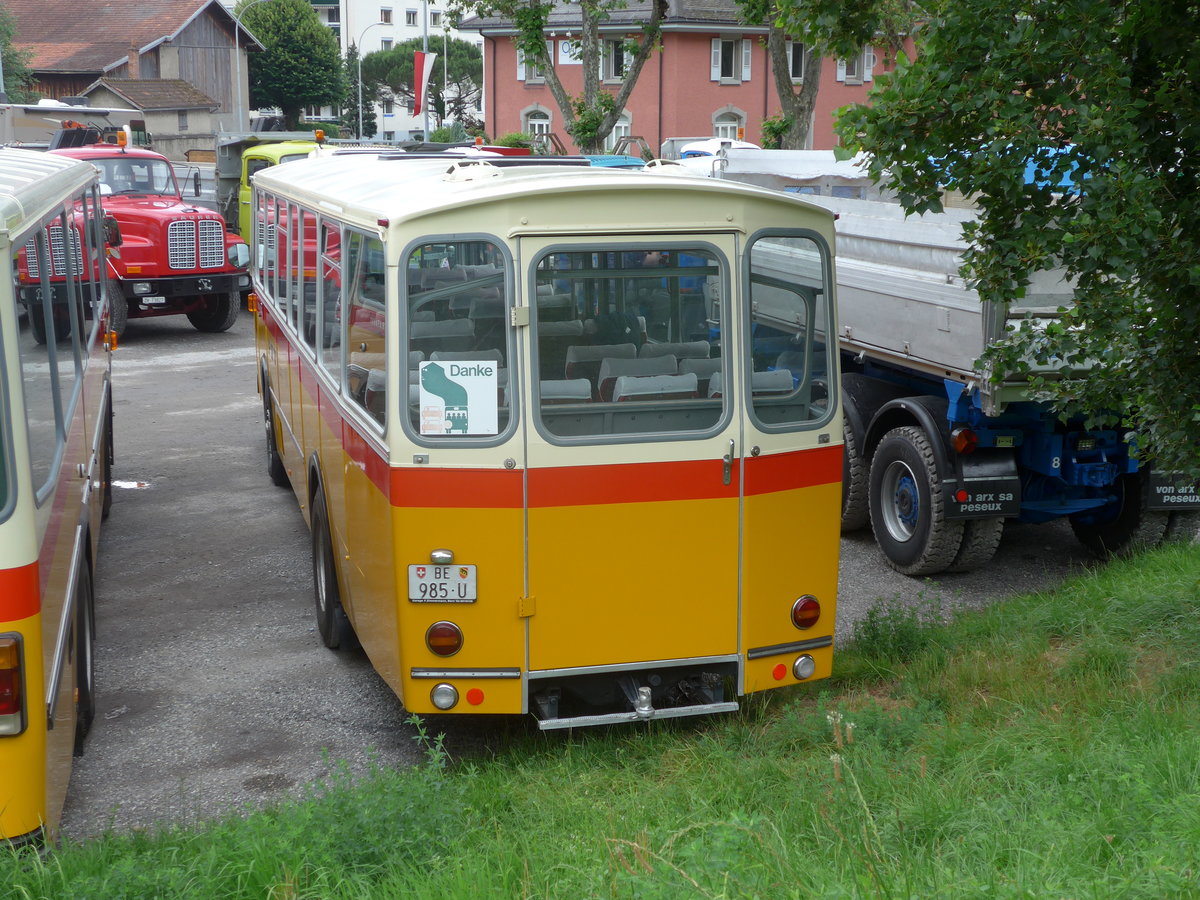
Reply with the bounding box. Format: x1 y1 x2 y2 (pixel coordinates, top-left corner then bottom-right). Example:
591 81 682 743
413 51 438 115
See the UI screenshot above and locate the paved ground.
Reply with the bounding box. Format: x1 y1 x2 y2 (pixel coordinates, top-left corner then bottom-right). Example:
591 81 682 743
58 309 1095 839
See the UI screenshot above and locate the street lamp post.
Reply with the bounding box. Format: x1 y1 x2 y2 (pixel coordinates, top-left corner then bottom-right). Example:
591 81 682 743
233 0 273 130
356 21 387 140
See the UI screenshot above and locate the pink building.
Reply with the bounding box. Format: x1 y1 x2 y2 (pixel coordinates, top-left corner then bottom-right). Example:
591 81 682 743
461 0 895 153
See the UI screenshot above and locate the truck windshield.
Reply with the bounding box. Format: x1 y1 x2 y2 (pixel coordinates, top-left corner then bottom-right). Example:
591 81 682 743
94 157 179 196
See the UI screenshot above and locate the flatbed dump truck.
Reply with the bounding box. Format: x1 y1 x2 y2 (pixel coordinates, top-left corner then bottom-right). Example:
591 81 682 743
671 148 1200 574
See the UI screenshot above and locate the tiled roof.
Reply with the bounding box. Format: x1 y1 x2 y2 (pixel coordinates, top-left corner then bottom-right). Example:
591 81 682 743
8 0 248 73
462 0 759 32
88 78 219 112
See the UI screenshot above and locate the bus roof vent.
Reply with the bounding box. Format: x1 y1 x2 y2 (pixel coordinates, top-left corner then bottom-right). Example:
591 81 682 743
443 159 503 183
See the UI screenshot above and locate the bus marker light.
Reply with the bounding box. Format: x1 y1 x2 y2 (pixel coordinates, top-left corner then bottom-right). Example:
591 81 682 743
466 688 484 706
772 664 786 681
247 292 258 314
793 655 816 680
426 621 463 656
791 595 820 630
431 683 458 710
0 637 24 735
104 331 119 351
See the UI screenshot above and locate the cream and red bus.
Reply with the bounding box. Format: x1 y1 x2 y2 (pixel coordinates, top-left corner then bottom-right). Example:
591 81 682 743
0 148 114 844
251 153 841 728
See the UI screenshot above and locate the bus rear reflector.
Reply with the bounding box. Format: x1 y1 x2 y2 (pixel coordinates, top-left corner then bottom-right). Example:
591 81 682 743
0 636 25 735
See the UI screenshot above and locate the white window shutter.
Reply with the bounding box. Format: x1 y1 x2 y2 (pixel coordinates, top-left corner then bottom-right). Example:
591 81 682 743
741 38 751 82
864 49 876 82
836 58 846 82
517 49 526 81
711 38 721 81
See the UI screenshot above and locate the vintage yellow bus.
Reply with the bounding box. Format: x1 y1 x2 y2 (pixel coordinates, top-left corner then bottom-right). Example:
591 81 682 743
0 148 114 844
251 153 841 728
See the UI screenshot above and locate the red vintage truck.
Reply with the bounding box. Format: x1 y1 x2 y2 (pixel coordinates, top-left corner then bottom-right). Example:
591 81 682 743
50 143 249 335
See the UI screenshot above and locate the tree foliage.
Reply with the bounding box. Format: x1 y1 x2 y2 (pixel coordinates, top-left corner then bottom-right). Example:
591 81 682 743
0 4 36 102
363 36 483 129
451 0 668 153
238 0 345 129
836 0 1200 476
343 44 380 137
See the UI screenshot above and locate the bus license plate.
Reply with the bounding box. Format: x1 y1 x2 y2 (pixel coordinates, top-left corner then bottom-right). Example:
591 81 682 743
408 564 477 602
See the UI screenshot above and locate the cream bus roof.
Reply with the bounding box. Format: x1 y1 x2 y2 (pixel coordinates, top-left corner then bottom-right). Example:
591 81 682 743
250 155 826 231
0 147 97 240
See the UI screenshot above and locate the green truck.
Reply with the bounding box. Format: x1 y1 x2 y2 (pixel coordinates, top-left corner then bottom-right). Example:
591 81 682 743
215 132 320 242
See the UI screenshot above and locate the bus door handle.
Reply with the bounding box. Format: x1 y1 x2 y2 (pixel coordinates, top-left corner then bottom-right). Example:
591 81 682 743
722 439 735 486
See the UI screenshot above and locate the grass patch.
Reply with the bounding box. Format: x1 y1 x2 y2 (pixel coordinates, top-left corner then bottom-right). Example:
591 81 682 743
7 545 1200 898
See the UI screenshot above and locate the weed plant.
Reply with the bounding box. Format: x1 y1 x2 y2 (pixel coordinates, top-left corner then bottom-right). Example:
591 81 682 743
5 545 1199 899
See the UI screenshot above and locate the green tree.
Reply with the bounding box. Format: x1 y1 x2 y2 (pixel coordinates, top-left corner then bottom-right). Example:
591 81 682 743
238 0 345 129
0 4 36 102
362 36 483 129
450 0 668 153
836 0 1200 476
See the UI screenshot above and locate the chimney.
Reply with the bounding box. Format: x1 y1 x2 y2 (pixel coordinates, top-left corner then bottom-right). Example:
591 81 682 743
128 41 140 79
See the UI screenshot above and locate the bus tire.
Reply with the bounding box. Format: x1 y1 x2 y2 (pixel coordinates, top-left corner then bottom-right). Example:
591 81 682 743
263 389 289 488
1070 472 1169 558
946 516 1005 572
107 281 128 337
311 489 357 650
74 564 96 757
869 425 965 576
841 418 870 532
187 291 239 333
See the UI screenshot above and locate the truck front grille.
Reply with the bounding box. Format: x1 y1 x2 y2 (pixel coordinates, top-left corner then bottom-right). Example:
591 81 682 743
168 219 226 270
25 225 83 278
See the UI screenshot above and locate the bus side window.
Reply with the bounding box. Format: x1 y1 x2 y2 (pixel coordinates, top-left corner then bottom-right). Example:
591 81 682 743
318 221 342 375
344 231 387 426
299 208 318 349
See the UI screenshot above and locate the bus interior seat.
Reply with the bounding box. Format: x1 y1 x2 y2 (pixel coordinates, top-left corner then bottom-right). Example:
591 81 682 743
597 354 678 402
639 340 711 360
678 357 721 398
540 378 592 404
537 319 585 379
751 369 795 396
411 318 474 355
564 342 637 388
612 372 699 402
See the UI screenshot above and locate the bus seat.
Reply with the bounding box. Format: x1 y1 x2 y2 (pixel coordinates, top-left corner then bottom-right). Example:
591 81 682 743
612 372 699 402
536 291 575 322
537 319 584 379
540 378 592 404
564 342 636 385
411 318 474 355
752 369 795 396
597 355 678 402
678 357 721 398
430 347 504 367
409 350 425 369
412 310 435 322
638 340 711 360
708 370 724 398
364 368 386 423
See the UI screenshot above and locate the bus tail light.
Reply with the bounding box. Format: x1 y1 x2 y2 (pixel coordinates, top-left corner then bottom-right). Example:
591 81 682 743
951 427 978 454
431 683 458 710
791 595 821 630
426 621 463 656
0 636 26 736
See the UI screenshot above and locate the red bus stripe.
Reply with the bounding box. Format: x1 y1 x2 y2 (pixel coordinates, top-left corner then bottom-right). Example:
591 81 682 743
744 445 842 496
391 467 523 508
0 563 40 620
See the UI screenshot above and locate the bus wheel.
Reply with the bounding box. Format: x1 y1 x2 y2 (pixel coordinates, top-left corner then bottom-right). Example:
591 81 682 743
107 282 128 337
74 565 96 757
1070 472 1168 558
311 490 357 650
869 425 965 576
263 389 288 488
187 291 240 333
841 418 870 532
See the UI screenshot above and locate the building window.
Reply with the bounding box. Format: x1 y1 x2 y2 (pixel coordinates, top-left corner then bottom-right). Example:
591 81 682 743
383 97 395 115
605 113 631 151
517 41 554 84
384 131 395 140
381 38 393 51
406 9 417 25
602 39 626 82
524 108 551 137
786 40 804 82
380 7 393 24
177 110 189 132
326 7 340 24
713 110 743 140
837 49 876 86
430 10 441 27
710 38 751 84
